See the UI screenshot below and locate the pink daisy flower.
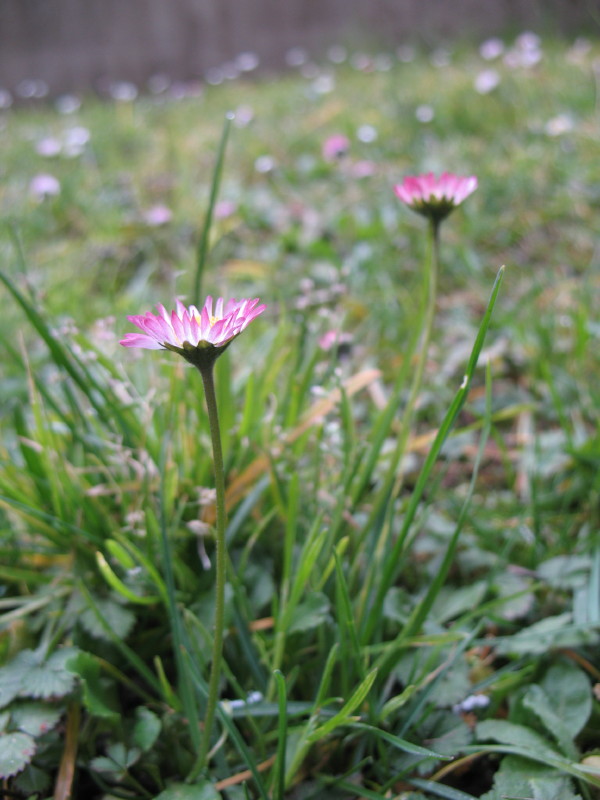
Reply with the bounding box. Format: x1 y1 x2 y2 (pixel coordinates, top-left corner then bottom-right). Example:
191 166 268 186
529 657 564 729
322 134 350 162
394 172 477 222
120 296 265 369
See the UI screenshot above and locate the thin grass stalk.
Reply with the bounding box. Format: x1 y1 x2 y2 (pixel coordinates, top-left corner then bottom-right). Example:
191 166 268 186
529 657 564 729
375 363 494 680
193 112 233 304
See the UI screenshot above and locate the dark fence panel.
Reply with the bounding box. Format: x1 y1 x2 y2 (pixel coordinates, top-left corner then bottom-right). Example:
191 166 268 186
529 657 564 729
0 0 594 96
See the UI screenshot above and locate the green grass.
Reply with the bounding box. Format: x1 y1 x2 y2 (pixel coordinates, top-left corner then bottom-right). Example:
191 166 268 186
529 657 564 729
1 35 600 800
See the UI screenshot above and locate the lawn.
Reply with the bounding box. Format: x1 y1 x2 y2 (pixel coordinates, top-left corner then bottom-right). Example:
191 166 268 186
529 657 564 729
1 32 599 799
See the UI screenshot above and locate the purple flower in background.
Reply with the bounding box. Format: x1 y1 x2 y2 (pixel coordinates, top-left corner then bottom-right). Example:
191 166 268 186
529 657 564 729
322 134 350 162
29 174 61 199
142 204 173 226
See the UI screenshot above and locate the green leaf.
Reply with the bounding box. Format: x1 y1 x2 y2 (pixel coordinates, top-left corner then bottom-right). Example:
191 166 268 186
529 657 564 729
11 702 63 737
476 719 561 759
479 754 581 800
537 556 590 590
0 648 78 704
13 762 52 795
0 731 36 778
494 613 599 655
26 648 79 700
90 742 141 779
132 706 162 752
522 684 576 758
288 592 331 634
154 781 221 800
0 659 26 709
539 659 592 739
67 651 119 721
80 596 136 641
430 582 488 624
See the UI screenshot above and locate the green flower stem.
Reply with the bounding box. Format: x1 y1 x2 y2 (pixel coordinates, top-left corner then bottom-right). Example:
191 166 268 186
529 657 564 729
189 362 228 779
358 218 440 637
400 217 440 453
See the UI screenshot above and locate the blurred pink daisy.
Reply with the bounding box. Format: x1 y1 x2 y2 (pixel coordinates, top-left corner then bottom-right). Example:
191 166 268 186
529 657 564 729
322 134 350 162
120 296 265 369
394 172 477 223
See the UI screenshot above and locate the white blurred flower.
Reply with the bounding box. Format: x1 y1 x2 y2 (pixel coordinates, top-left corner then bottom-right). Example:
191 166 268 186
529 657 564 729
36 137 62 157
142 204 173 226
327 45 347 64
29 173 61 199
356 124 378 143
17 78 49 99
205 68 224 86
0 88 13 109
430 49 451 68
516 31 541 51
567 37 591 64
214 200 237 219
474 69 500 94
234 104 254 127
63 125 90 157
255 155 276 173
109 81 138 101
479 38 504 60
236 52 259 72
545 114 575 136
453 694 490 714
312 74 335 94
54 94 81 114
416 104 434 122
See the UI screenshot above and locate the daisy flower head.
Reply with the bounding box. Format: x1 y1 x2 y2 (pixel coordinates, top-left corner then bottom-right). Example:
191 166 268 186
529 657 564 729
120 296 265 371
322 134 350 162
394 172 477 224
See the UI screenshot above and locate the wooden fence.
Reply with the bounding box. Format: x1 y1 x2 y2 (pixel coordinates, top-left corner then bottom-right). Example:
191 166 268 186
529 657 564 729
0 0 594 97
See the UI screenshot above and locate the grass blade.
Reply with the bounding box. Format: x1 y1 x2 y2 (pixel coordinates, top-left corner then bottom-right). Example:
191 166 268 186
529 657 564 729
361 265 505 642
193 112 233 304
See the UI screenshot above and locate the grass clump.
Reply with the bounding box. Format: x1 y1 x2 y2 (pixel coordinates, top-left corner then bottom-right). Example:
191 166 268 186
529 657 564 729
1 34 600 799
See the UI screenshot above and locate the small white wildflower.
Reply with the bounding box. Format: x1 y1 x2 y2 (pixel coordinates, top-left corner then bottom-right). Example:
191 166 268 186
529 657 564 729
357 124 378 143
327 45 347 64
479 38 505 61
545 114 575 137
236 52 259 72
416 104 434 123
474 69 500 94
453 694 490 714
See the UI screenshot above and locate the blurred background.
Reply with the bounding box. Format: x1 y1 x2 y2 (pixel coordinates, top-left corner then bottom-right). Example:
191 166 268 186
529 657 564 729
0 0 594 99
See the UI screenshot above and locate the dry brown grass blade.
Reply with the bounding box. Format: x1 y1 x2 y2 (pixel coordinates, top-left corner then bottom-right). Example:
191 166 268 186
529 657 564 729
53 701 80 800
215 754 276 791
